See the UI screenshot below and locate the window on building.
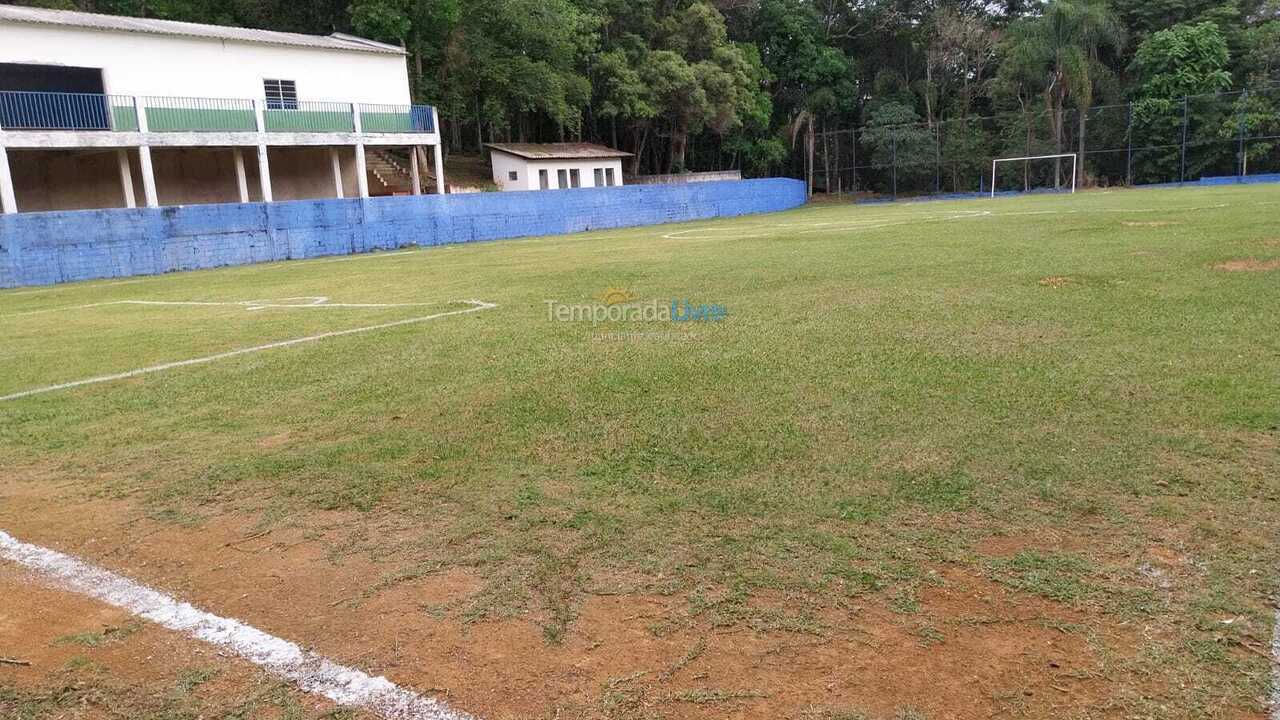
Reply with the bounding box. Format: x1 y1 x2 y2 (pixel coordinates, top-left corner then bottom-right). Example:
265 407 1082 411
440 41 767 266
593 168 604 187
508 170 519 182
605 167 616 186
557 169 568 188
539 169 550 190
569 169 581 188
263 79 298 110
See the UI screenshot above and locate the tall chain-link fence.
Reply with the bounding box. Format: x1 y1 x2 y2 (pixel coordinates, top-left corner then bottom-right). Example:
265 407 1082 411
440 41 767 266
797 86 1280 199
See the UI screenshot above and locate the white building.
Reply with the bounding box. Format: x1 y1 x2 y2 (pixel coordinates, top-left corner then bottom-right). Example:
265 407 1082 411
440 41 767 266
486 143 631 191
0 5 445 214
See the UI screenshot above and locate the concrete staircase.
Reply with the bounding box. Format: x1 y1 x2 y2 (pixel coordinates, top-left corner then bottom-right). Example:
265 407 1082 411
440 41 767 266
365 149 414 195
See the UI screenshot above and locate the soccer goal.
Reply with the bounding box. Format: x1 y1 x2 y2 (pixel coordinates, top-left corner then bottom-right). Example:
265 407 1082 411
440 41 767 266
990 153 1077 198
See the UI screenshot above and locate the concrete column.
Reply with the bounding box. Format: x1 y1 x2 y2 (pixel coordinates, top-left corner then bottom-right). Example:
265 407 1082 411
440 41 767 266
233 148 249 203
137 147 159 208
410 145 422 195
133 96 159 208
330 148 344 199
352 103 369 199
0 144 17 214
253 99 273 202
354 143 369 198
256 145 273 202
431 107 446 195
116 149 136 208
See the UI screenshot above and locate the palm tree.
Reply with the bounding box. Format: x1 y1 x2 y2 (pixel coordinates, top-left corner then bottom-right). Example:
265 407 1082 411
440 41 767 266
788 109 816 197
1001 0 1125 187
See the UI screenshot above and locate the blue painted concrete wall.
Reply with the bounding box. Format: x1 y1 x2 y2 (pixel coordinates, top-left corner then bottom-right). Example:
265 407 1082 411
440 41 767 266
0 178 807 288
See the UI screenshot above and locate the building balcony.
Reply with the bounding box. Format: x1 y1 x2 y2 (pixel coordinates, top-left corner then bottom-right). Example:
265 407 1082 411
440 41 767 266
0 91 437 148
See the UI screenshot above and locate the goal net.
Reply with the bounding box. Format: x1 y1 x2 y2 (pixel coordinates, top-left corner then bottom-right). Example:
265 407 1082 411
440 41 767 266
990 154 1078 197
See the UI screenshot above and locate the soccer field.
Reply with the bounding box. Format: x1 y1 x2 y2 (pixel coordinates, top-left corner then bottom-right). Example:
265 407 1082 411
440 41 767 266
2 185 1278 719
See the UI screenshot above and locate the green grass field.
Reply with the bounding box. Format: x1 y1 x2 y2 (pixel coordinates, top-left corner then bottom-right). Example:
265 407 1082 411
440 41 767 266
1 185 1278 718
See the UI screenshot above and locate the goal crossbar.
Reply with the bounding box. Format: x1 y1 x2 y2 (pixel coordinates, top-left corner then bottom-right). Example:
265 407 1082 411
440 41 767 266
991 153 1077 198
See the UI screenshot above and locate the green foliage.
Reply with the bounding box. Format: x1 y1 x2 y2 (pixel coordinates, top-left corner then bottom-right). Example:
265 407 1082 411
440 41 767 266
859 102 936 190
49 0 1280 177
1131 22 1234 100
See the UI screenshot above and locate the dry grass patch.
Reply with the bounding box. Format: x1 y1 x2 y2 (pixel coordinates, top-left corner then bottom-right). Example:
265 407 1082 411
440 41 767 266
1213 257 1280 272
1038 276 1073 288
1122 220 1182 227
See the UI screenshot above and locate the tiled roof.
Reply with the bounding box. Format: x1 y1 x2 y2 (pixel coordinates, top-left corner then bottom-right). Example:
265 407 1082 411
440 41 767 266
0 5 405 55
485 143 633 160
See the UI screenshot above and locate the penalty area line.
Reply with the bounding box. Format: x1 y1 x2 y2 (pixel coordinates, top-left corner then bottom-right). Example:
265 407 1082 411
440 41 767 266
0 300 497 402
0 529 474 720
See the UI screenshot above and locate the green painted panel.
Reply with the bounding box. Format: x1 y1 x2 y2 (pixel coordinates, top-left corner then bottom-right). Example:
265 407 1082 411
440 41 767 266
265 110 354 132
145 108 256 132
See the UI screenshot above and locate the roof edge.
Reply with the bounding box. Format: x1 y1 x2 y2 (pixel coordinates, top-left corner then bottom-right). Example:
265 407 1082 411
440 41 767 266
0 6 407 56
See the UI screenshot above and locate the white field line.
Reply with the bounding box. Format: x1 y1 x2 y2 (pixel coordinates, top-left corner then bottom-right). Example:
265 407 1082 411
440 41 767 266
0 529 474 720
0 300 497 402
1272 603 1280 720
1 296 445 320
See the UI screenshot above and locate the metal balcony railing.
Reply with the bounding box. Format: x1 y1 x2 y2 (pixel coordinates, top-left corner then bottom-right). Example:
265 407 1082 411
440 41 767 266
0 91 136 131
0 91 436 135
265 101 355 132
359 103 435 133
135 95 257 132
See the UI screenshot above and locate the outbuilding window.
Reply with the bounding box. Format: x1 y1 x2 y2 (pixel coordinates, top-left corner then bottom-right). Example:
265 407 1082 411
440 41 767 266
263 79 298 110
539 169 550 189
508 170 519 181
594 168 604 186
569 169 581 188
605 168 616 186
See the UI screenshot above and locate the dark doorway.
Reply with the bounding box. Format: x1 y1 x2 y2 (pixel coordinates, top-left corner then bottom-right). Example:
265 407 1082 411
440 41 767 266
0 62 109 129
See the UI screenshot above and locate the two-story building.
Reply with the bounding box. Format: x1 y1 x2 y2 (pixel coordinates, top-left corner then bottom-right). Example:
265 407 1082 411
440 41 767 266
0 5 445 214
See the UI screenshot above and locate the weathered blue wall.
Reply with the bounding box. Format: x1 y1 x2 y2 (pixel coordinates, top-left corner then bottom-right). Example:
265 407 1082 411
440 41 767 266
0 178 807 288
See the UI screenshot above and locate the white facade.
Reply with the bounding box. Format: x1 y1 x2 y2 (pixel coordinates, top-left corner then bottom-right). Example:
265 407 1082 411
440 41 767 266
0 7 444 214
0 22 411 105
490 151 626 192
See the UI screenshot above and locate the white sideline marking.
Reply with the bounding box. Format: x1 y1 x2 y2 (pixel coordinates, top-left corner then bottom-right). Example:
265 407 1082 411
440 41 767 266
2 296 442 319
0 529 473 720
1272 604 1280 720
0 300 497 402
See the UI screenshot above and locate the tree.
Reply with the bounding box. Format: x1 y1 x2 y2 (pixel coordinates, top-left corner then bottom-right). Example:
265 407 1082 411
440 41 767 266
996 0 1125 186
1130 22 1234 181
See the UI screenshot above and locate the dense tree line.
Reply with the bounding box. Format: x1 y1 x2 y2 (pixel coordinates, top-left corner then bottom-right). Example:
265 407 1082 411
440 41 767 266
17 0 1280 178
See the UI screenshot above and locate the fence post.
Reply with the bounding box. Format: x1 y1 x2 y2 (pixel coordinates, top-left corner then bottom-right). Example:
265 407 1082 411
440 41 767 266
1125 101 1133 186
934 123 941 194
1179 96 1188 185
890 126 898 201
1237 90 1249 178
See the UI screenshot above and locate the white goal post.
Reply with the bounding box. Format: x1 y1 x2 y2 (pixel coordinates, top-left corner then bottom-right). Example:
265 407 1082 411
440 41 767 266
991 153 1077 197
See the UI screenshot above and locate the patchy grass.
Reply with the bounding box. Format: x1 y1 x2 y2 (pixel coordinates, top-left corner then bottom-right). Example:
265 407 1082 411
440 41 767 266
1 184 1278 716
54 623 140 648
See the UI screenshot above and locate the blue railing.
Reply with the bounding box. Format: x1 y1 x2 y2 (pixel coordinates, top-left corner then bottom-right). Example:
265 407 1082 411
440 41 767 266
0 91 136 131
0 91 436 135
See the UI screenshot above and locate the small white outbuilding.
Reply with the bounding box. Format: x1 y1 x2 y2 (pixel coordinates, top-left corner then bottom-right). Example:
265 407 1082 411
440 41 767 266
485 143 631 191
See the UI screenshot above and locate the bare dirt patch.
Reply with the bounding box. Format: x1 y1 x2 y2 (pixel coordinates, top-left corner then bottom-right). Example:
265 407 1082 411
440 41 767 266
1213 258 1280 272
0 566 342 718
0 480 1152 720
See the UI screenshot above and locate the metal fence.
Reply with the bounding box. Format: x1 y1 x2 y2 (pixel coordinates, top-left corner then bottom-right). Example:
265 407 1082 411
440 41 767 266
137 95 257 132
0 91 135 131
0 91 438 135
799 85 1280 199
